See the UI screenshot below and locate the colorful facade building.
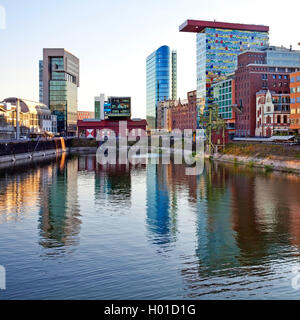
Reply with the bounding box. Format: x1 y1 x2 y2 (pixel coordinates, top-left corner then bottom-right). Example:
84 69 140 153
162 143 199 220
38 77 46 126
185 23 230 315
290 71 300 133
212 74 236 138
146 46 177 129
179 20 269 125
235 51 299 137
255 90 290 137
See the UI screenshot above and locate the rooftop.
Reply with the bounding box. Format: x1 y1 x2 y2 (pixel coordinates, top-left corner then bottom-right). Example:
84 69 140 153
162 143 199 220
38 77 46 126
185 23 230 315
179 19 269 33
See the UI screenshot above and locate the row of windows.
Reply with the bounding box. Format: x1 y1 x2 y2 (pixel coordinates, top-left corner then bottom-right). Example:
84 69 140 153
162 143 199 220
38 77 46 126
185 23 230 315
290 98 300 104
291 87 300 93
291 76 300 83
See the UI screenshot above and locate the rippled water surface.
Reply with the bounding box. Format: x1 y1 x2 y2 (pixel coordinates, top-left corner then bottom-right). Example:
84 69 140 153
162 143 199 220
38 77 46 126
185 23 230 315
1 154 300 300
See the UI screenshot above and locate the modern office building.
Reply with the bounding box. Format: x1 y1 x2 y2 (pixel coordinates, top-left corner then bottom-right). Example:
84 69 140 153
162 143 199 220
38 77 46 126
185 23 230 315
212 74 236 138
39 60 44 103
146 46 177 129
171 50 178 100
41 48 80 136
262 45 300 67
290 71 300 132
179 20 269 125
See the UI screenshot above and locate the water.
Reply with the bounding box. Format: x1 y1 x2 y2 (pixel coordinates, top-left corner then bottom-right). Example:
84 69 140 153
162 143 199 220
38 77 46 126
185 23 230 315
1 154 300 300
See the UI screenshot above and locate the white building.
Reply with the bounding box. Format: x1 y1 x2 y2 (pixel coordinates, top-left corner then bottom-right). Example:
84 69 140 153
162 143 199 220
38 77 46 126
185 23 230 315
256 90 290 137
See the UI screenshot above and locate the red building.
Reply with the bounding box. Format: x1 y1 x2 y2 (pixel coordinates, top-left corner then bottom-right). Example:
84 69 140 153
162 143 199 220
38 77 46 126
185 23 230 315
170 91 197 131
77 119 147 139
235 51 297 136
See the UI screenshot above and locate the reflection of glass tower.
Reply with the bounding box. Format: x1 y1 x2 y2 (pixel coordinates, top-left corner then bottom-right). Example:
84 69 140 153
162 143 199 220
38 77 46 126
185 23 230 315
146 46 177 129
39 157 81 249
179 20 269 125
146 164 172 245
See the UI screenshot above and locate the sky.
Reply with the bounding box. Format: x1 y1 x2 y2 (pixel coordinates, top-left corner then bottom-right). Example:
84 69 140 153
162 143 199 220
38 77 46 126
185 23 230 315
0 0 300 119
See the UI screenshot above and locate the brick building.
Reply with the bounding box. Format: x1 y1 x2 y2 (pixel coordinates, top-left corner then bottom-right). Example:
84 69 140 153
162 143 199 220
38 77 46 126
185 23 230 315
290 71 300 133
235 51 299 136
171 91 197 131
157 91 197 132
255 90 290 137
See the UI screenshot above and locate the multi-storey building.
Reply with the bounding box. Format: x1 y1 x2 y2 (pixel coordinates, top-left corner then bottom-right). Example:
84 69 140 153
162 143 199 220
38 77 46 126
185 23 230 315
212 74 236 138
41 48 80 136
179 20 269 126
157 100 174 132
171 91 197 131
157 91 197 132
290 72 300 133
39 60 44 103
255 90 290 137
235 51 300 136
0 98 53 139
146 46 177 129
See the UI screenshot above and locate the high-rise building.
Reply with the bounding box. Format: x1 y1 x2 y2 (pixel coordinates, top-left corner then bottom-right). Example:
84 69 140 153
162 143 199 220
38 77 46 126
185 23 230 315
171 50 177 100
39 60 43 103
146 46 177 129
179 20 269 126
41 48 80 136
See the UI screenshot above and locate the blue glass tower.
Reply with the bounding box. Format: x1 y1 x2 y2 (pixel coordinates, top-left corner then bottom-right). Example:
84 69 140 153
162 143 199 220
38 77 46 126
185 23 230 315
146 46 177 129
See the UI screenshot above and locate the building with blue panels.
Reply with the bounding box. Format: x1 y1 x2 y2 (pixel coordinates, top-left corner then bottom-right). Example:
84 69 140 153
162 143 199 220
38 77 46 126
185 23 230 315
146 46 177 129
180 20 269 127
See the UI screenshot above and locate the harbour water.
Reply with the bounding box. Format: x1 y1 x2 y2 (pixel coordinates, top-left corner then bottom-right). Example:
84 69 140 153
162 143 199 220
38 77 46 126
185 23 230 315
1 154 300 300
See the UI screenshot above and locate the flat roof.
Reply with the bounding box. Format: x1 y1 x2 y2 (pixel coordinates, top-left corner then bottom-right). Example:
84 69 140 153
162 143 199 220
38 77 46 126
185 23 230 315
179 19 269 33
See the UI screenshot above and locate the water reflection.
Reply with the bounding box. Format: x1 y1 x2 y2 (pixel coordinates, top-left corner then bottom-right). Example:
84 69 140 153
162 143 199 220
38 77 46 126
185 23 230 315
38 157 81 250
1 155 300 298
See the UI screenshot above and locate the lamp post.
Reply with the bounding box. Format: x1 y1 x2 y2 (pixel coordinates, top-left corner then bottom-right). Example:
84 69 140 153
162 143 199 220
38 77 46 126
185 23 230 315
16 98 20 140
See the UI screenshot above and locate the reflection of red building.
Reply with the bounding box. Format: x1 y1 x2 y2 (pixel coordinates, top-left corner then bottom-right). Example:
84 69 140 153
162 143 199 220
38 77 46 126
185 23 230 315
77 119 147 138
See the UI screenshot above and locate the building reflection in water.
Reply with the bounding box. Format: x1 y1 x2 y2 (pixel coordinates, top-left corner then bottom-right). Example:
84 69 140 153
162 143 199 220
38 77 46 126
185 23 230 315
146 162 199 247
38 156 81 250
78 155 134 210
181 161 300 297
0 157 82 253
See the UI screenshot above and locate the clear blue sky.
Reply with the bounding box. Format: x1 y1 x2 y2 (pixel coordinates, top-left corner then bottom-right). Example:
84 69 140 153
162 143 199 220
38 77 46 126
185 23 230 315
0 0 299 118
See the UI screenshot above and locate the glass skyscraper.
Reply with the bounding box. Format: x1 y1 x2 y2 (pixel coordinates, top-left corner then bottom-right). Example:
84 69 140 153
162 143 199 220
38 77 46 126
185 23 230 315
41 49 80 136
146 46 177 129
180 20 269 127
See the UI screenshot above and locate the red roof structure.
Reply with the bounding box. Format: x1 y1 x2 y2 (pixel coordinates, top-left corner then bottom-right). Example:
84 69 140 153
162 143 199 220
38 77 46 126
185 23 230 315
179 19 269 33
